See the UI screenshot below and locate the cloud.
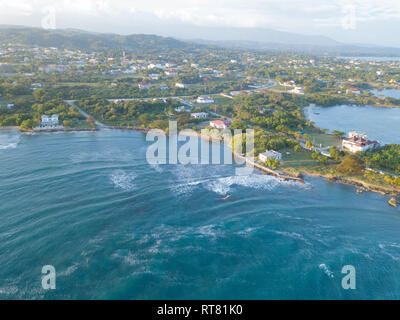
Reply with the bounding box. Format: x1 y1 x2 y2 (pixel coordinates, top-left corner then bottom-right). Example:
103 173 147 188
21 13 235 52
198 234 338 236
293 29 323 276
0 0 399 43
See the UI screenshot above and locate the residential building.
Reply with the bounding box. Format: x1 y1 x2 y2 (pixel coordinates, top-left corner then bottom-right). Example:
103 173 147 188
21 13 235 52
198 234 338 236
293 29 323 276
346 88 361 95
196 96 214 104
138 82 150 89
38 115 60 128
342 132 379 153
209 120 231 129
165 70 178 76
289 86 304 95
191 112 208 119
259 150 282 163
175 106 191 113
175 83 188 89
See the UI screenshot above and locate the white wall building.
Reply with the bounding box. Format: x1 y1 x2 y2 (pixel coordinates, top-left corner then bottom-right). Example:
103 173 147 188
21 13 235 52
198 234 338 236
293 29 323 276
176 83 188 89
39 115 60 128
259 150 282 163
191 112 208 119
342 132 379 153
209 120 231 129
196 96 214 104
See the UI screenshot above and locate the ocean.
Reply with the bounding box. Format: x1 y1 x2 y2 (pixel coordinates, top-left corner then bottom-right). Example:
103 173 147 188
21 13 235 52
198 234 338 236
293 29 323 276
0 129 399 299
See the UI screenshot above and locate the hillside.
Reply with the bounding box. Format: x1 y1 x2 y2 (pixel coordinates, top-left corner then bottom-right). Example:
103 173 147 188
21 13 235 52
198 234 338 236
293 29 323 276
0 27 193 53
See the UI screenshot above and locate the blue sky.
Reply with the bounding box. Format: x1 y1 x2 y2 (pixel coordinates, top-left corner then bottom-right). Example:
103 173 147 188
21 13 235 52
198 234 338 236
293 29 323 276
0 0 399 47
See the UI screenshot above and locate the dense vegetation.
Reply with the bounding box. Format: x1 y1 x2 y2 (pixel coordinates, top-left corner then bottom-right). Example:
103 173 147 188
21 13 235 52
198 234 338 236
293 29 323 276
362 145 400 175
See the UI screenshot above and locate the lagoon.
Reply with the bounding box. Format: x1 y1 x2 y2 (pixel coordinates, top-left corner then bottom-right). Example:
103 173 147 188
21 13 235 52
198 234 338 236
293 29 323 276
305 104 400 145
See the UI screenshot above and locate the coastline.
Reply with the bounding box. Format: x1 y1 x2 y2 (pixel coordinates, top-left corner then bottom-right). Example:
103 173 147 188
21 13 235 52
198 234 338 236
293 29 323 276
3 123 398 205
106 126 400 204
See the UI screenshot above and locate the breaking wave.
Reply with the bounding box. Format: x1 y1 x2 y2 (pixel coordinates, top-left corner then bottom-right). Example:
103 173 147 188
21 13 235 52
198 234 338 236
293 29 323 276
319 264 334 279
0 132 20 150
205 174 303 195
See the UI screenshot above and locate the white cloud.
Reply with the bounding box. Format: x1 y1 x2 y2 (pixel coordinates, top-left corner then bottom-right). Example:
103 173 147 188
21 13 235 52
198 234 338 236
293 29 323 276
0 0 399 43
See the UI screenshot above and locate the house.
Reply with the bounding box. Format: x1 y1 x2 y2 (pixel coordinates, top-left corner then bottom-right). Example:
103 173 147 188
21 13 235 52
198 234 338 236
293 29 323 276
165 70 178 76
149 73 159 80
175 106 191 113
346 87 361 95
39 115 60 128
7 104 14 110
259 150 282 163
289 86 304 95
209 120 231 129
196 96 214 104
230 91 241 97
175 83 188 89
138 82 150 89
159 85 169 90
191 112 208 119
281 80 296 87
342 132 379 153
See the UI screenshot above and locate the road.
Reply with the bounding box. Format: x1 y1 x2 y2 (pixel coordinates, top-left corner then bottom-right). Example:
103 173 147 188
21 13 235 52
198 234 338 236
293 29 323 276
65 100 106 127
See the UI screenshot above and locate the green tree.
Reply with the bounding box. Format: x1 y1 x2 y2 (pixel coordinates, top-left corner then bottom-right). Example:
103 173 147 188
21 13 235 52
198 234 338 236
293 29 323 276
337 155 365 175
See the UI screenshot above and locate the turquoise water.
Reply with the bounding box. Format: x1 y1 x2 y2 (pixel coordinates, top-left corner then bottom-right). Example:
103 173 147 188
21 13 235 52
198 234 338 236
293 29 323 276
1 129 400 300
305 105 400 145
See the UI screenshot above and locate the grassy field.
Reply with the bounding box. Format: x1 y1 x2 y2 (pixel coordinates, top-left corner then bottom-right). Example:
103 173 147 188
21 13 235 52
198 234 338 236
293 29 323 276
281 148 314 162
306 131 342 147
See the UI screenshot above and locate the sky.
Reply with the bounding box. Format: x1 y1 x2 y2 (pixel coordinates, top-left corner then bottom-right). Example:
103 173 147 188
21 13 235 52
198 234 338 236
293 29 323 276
0 0 399 47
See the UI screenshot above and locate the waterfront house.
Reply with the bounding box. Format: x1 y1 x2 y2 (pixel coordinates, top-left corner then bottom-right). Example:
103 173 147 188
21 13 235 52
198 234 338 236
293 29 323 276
342 132 379 153
191 112 208 119
38 115 60 129
209 120 231 130
259 150 282 163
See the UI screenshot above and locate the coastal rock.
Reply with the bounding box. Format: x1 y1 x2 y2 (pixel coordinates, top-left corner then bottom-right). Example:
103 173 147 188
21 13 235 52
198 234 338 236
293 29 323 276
389 198 397 208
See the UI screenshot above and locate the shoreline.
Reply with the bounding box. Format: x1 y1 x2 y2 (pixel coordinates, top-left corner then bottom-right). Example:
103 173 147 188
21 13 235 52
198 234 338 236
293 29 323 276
106 126 400 203
3 124 398 206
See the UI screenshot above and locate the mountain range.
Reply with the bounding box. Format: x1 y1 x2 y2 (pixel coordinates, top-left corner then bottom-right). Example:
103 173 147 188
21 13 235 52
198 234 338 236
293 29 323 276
1 25 400 56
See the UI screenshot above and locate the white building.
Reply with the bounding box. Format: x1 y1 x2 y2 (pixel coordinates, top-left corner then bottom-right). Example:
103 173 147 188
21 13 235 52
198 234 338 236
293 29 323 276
39 115 60 128
346 88 361 95
342 132 379 153
175 83 188 89
175 106 191 113
191 112 208 119
165 70 178 76
138 82 150 89
289 86 304 95
196 96 214 104
259 150 282 163
7 104 14 110
149 73 159 80
209 120 231 129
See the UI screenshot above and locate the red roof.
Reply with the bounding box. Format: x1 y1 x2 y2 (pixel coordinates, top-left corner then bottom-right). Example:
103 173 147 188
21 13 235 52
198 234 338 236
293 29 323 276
210 120 231 126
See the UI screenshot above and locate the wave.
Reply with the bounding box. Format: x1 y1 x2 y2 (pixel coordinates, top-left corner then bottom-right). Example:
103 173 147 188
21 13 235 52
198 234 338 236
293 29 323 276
205 174 303 195
319 264 335 279
0 132 20 150
110 170 137 191
0 142 18 150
